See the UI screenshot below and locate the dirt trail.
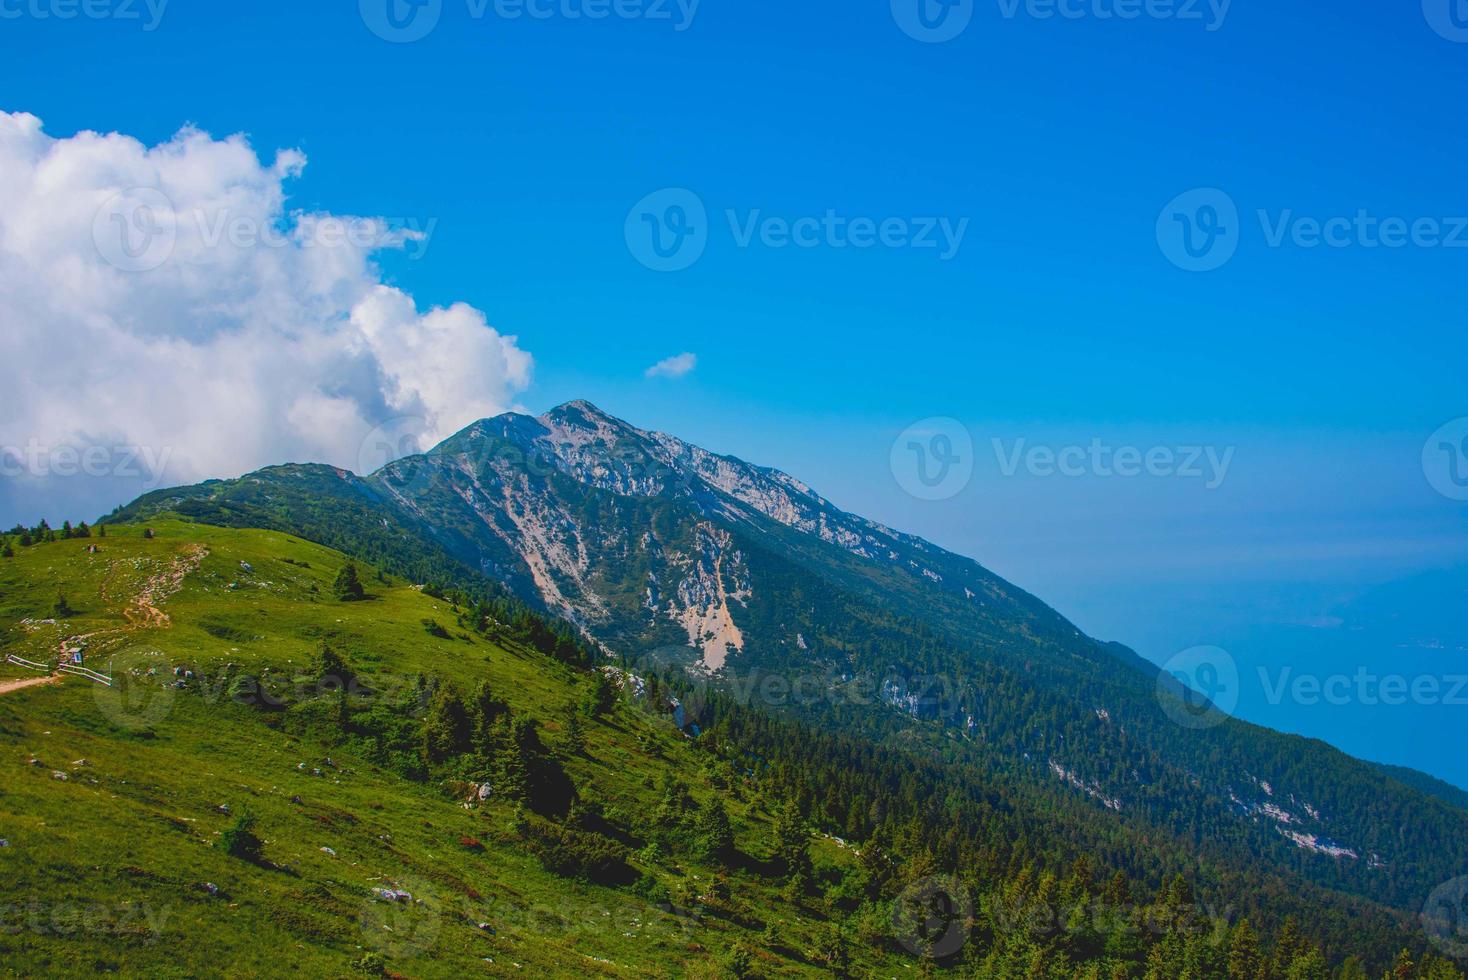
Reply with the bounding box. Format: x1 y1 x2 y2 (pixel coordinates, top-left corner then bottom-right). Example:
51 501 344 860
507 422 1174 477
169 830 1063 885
1 543 210 696
0 675 60 696
122 543 209 630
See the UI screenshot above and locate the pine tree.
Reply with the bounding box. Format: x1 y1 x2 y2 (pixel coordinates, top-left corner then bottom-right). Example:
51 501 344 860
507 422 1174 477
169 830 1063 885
421 682 471 764
723 939 754 979
816 924 852 977
774 799 813 888
1 539 12 558
1226 919 1262 980
581 670 617 717
53 592 76 618
1284 947 1328 980
698 799 735 863
97 524 106 538
1269 917 1310 979
314 643 351 689
469 679 506 752
332 562 366 602
221 807 264 863
495 717 537 804
558 702 586 757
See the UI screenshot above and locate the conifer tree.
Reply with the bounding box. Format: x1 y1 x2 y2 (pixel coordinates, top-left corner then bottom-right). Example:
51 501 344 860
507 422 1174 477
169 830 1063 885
333 561 366 602
774 799 813 888
558 701 585 757
581 670 617 717
698 799 735 863
1226 919 1262 980
421 682 471 764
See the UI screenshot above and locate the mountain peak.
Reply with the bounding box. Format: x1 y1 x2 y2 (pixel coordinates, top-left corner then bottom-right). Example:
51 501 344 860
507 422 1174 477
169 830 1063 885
544 399 616 423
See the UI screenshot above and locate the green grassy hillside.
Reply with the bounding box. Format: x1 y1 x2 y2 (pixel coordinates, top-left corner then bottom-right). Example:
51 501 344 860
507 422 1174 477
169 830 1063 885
4 522 1465 978
0 523 877 978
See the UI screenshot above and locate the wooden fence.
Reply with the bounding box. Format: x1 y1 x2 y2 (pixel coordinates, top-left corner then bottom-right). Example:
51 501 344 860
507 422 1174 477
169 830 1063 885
4 654 51 673
57 664 113 687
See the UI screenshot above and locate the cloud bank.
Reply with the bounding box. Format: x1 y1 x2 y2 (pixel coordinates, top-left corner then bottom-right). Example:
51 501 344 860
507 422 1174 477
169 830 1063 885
0 110 532 525
645 352 697 379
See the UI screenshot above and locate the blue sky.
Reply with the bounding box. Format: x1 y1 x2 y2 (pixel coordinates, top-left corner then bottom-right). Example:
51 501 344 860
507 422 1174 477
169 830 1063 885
2 0 1467 784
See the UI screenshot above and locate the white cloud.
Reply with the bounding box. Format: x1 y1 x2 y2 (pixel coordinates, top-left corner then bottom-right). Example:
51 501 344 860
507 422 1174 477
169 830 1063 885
0 110 532 525
644 352 697 380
